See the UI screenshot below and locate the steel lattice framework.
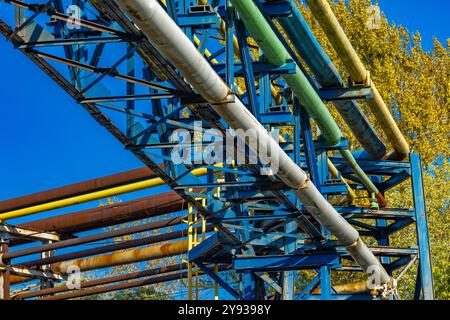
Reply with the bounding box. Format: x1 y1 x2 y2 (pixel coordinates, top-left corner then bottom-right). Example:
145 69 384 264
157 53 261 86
0 0 433 300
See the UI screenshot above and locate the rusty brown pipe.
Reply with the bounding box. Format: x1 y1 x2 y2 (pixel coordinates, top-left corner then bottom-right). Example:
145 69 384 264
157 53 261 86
40 270 190 300
9 239 189 285
18 225 212 268
38 264 231 300
16 191 183 236
0 166 160 213
51 239 189 274
14 263 187 300
4 216 184 260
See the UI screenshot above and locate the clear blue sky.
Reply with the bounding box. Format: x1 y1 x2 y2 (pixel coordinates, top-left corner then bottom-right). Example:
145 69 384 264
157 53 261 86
377 0 449 50
0 1 448 225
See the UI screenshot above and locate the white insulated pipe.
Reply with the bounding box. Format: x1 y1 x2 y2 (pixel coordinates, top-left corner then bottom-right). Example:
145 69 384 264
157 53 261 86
115 0 391 287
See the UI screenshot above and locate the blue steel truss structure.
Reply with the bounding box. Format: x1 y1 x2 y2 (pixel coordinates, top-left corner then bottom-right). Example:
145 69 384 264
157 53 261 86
0 0 433 300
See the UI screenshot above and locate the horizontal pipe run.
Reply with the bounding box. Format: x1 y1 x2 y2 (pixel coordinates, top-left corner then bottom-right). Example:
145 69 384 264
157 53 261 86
0 167 205 221
9 239 189 285
4 216 183 260
18 225 212 268
37 264 231 300
115 0 391 288
50 239 188 273
0 167 158 213
306 0 409 160
16 191 183 237
41 270 190 300
15 263 187 299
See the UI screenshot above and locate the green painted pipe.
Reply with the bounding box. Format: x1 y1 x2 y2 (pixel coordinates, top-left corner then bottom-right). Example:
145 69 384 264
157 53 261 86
231 0 341 146
305 0 410 160
230 0 386 206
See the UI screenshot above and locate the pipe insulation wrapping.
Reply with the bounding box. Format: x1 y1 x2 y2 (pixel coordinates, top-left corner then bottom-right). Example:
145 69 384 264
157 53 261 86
115 0 390 286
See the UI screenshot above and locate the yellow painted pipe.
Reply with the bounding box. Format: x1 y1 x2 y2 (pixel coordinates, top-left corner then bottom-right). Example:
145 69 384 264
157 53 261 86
306 0 409 160
0 168 207 221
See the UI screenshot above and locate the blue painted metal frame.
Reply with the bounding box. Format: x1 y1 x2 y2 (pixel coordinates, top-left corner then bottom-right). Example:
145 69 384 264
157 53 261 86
410 153 434 300
0 0 433 300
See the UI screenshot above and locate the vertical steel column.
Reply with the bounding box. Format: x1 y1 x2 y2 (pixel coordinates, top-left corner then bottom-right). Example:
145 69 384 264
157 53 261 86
225 0 235 89
283 102 301 300
410 153 434 300
234 15 259 117
126 44 136 138
282 220 296 300
40 240 55 290
318 143 332 299
373 176 391 266
0 242 10 300
74 0 87 90
297 101 320 187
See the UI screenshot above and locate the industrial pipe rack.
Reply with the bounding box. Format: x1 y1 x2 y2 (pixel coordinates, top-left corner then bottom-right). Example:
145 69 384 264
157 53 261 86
0 0 433 300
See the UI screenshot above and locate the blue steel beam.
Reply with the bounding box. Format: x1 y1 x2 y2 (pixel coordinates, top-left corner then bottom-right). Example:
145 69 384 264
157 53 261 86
212 61 297 77
233 253 340 272
410 153 434 300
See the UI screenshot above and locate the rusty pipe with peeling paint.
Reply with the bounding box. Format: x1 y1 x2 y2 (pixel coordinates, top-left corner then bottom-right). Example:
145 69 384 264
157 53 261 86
14 263 187 299
0 167 159 214
18 225 212 268
17 191 183 236
306 0 409 160
9 239 189 285
0 167 205 221
4 216 184 260
38 264 231 300
51 239 188 273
